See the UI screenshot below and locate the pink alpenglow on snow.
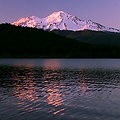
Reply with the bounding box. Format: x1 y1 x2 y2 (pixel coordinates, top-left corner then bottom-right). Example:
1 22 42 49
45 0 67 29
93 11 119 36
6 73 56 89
12 11 120 33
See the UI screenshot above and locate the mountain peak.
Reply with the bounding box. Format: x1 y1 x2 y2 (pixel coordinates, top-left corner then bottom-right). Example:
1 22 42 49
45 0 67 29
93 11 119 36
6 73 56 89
52 10 69 16
46 11 68 19
12 11 120 33
44 11 70 25
54 10 65 14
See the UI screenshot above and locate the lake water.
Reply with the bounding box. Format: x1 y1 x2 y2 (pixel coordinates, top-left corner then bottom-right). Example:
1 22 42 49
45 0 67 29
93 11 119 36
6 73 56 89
0 59 120 120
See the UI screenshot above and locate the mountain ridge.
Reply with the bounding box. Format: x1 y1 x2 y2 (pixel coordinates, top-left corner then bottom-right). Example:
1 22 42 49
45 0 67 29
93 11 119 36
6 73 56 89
12 11 120 33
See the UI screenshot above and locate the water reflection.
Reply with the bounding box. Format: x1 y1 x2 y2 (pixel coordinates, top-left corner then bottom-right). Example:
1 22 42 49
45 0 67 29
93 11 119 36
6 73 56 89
12 66 39 113
45 82 64 107
11 60 66 116
43 59 61 70
45 80 65 115
79 70 89 95
1 59 120 120
80 80 88 95
43 60 65 115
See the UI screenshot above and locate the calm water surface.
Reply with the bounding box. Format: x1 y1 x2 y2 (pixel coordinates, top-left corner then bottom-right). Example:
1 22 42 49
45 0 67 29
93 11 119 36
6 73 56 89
0 59 120 120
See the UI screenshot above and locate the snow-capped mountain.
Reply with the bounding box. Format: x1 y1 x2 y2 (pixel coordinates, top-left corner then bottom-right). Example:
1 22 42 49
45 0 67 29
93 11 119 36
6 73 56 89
12 11 120 33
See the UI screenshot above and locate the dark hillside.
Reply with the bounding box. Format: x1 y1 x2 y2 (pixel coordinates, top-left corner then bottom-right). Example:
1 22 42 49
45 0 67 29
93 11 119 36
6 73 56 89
52 30 120 46
0 24 91 57
0 24 120 58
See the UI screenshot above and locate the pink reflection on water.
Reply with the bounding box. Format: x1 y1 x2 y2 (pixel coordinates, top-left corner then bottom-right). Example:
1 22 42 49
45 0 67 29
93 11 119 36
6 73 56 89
47 83 65 115
43 60 65 116
46 83 64 107
43 59 61 70
12 66 39 113
80 80 88 93
79 70 89 96
44 80 65 116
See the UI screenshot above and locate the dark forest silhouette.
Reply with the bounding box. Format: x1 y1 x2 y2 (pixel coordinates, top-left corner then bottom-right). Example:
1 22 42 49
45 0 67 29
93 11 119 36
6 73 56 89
0 23 120 58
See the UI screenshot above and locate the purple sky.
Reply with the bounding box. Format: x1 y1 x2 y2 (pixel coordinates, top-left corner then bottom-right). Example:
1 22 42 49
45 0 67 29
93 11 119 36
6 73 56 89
0 0 120 29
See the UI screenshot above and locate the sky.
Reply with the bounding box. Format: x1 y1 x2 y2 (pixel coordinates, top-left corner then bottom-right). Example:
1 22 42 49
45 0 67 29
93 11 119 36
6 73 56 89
0 0 120 29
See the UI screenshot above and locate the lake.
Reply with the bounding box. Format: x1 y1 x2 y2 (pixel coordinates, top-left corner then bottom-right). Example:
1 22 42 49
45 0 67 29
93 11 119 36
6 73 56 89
0 59 120 120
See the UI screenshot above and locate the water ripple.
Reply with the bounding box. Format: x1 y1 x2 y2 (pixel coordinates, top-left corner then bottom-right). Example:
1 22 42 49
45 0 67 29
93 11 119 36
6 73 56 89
0 65 120 119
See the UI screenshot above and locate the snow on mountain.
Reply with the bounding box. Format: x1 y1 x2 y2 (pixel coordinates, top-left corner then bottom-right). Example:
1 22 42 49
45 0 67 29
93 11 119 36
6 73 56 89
12 11 120 33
